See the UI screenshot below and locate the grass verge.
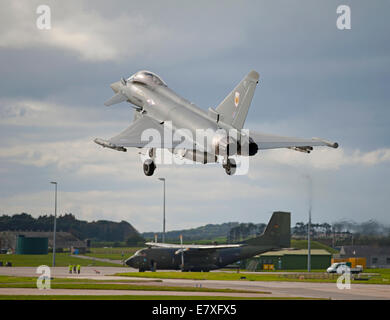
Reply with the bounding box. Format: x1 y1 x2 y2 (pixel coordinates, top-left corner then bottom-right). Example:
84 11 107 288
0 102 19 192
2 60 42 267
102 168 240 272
0 275 268 294
115 270 390 285
0 253 119 267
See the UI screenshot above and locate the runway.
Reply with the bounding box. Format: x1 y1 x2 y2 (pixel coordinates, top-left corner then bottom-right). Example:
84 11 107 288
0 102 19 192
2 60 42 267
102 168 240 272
0 288 270 298
1 267 389 300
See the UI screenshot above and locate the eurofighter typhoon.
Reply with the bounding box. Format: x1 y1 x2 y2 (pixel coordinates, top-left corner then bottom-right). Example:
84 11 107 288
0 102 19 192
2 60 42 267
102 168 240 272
95 70 338 176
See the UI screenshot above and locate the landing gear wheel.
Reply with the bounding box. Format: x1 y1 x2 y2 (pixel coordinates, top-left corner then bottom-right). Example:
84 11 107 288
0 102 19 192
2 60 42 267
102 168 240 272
224 158 237 176
143 159 156 176
139 268 145 272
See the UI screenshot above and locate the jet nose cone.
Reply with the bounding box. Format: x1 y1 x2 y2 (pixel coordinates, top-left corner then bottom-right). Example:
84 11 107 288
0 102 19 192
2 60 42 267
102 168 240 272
110 81 122 93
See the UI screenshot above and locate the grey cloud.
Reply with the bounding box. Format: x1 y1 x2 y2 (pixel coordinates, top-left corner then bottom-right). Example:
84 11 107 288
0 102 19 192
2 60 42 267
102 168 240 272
0 0 389 230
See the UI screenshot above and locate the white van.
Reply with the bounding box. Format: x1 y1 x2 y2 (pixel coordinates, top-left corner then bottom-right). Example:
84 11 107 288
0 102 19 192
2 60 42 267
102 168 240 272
327 262 363 274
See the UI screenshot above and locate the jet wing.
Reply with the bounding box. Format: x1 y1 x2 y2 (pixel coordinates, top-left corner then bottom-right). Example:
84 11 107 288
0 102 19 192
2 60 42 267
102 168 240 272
95 115 195 150
109 115 164 148
145 242 243 250
250 131 338 151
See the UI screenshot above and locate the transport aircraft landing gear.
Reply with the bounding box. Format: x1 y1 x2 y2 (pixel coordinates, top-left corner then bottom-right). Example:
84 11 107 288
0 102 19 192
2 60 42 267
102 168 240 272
223 158 236 176
143 159 156 176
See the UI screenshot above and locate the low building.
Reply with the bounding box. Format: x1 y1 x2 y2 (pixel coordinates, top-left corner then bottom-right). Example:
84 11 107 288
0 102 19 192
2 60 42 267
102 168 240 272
336 245 390 269
247 249 332 270
0 231 87 253
16 235 48 254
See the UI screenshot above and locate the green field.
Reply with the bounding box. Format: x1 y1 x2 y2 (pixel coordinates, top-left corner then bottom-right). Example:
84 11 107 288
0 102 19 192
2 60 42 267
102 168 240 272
0 275 267 294
85 247 142 261
116 269 390 285
0 253 119 267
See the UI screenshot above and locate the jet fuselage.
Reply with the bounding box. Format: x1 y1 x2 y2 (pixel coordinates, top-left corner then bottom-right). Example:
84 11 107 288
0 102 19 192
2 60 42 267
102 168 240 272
110 80 246 159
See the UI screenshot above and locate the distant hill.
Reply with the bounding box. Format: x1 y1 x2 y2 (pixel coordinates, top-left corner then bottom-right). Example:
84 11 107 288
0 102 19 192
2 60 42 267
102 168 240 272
0 213 144 244
142 222 240 243
142 221 267 243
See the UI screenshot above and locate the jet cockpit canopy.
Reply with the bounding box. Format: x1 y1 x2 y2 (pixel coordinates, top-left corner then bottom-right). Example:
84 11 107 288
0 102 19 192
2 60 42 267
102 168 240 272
134 248 147 256
128 70 167 87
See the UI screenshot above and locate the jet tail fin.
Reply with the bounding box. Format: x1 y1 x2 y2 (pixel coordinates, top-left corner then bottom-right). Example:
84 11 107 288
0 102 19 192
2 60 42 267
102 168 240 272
215 70 259 129
243 212 291 248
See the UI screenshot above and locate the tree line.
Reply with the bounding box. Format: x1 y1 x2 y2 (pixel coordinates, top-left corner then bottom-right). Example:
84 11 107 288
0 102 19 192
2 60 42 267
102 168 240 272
292 220 390 237
227 223 267 242
0 213 144 245
2 213 389 246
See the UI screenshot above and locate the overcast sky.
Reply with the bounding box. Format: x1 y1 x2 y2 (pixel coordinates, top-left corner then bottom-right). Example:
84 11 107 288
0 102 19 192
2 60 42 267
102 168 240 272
0 1 389 233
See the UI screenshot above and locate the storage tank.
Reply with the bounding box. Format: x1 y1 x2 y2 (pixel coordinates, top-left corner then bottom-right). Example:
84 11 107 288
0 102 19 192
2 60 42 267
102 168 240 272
16 235 49 254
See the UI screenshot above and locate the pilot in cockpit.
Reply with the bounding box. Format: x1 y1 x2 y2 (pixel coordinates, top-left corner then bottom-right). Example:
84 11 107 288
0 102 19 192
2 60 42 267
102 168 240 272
127 70 167 87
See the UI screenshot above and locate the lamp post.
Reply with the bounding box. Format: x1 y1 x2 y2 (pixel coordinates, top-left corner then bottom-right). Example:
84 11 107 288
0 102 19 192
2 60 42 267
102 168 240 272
308 202 311 272
50 181 57 267
180 234 184 270
306 175 312 273
158 178 166 243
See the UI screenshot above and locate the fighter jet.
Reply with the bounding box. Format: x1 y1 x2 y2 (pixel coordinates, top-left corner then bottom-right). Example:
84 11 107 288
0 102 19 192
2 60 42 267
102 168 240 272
126 212 290 272
95 70 338 176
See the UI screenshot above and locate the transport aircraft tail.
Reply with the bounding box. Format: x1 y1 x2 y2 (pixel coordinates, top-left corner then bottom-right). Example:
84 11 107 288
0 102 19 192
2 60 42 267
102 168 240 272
243 211 291 248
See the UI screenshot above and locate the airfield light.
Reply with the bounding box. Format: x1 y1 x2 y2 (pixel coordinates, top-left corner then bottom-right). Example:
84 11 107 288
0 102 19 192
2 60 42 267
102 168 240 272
306 175 312 273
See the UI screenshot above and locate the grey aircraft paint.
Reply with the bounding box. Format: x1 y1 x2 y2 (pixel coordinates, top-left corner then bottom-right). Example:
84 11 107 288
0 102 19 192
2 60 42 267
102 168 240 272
95 70 338 176
126 212 290 272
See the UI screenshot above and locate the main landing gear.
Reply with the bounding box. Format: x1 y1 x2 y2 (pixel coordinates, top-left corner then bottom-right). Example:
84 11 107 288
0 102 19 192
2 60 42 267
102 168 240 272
142 148 156 176
143 159 156 176
223 158 236 176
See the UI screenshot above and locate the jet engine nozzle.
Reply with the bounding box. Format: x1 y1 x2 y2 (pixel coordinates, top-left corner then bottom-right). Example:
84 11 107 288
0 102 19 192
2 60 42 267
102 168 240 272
237 137 258 156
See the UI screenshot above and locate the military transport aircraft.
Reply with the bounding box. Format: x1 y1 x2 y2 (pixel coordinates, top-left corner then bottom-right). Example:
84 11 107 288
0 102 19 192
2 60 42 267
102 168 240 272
125 212 290 272
94 70 338 176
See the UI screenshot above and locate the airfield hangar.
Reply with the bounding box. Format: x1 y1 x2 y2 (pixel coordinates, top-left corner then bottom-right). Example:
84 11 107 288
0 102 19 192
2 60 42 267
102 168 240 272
0 231 87 254
247 249 332 271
